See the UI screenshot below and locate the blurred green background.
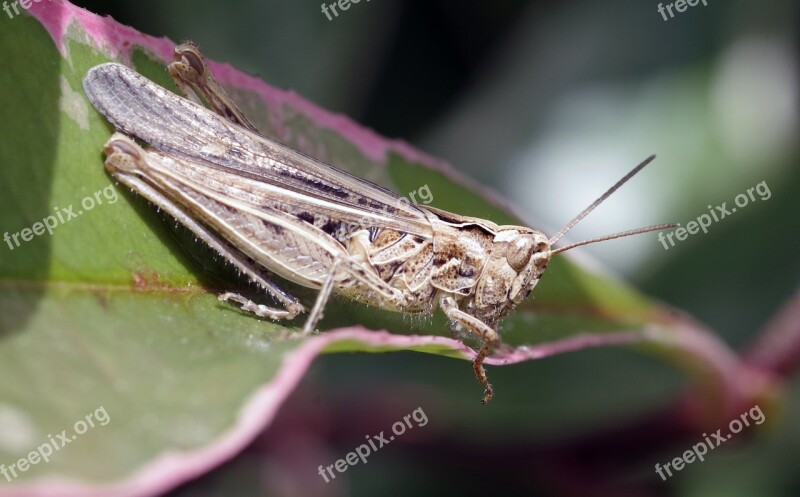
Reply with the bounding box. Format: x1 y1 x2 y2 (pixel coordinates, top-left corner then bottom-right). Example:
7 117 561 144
59 0 800 495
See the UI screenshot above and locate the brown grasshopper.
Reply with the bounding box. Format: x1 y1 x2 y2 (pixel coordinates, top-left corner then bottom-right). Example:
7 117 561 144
82 42 674 403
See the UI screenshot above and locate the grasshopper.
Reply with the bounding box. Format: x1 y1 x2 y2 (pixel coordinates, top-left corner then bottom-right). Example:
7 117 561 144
82 42 675 403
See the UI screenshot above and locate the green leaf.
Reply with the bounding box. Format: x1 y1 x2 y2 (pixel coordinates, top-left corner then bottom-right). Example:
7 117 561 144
0 2 751 494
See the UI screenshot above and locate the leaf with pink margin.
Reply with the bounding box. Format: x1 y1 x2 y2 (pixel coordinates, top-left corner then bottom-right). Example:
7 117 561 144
0 1 760 496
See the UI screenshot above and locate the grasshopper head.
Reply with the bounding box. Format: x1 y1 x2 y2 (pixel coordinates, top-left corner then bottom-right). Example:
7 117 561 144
469 228 551 326
502 229 552 304
469 155 677 335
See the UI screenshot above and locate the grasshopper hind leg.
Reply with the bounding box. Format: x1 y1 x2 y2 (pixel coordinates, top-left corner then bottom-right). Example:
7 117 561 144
164 42 311 326
104 135 307 323
168 41 259 133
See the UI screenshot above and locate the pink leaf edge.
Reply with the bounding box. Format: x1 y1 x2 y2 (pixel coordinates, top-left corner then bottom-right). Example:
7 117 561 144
0 327 644 497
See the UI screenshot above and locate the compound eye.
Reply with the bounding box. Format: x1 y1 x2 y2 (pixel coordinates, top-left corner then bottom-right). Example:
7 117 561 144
506 236 535 271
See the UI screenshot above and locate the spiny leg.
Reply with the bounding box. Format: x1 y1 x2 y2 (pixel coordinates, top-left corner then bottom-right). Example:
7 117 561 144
105 134 306 321
166 42 307 323
167 41 259 132
217 292 302 322
439 294 498 404
223 255 343 336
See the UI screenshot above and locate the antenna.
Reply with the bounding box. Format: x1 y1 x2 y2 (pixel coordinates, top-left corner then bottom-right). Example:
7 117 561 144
548 155 677 253
550 223 677 255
